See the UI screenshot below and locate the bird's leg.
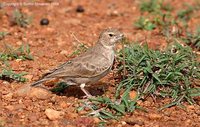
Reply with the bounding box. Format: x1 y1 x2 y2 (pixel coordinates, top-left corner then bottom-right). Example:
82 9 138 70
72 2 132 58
80 83 92 98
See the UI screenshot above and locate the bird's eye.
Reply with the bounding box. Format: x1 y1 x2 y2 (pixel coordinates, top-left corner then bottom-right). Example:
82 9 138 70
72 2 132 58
109 33 114 37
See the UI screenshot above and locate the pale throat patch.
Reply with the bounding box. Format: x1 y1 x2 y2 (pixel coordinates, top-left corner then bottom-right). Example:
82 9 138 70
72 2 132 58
103 44 115 49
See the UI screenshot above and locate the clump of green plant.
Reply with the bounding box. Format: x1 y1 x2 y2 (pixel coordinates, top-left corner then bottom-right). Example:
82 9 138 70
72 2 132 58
79 42 200 120
140 0 173 14
11 9 32 27
0 66 27 82
134 16 157 30
181 28 200 51
134 14 177 31
0 43 33 82
136 0 175 31
51 82 69 93
0 44 33 61
137 1 200 33
77 96 138 120
117 43 200 110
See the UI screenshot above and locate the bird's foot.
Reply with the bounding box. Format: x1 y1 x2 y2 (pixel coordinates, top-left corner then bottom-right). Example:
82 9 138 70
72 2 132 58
80 83 94 99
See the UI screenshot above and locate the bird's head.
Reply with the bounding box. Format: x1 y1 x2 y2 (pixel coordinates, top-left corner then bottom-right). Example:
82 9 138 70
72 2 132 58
98 28 124 48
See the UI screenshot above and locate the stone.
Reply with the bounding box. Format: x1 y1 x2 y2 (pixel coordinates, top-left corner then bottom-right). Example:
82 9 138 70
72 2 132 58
2 93 13 101
45 109 64 120
29 87 52 100
14 84 31 97
60 50 68 55
59 101 70 109
129 90 137 100
125 118 144 126
5 105 14 111
148 113 162 120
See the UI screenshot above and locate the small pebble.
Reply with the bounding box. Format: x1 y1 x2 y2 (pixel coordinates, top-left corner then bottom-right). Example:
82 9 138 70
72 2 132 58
148 113 162 120
129 90 137 100
76 5 85 13
45 108 64 120
40 18 49 25
60 50 68 55
2 93 13 100
29 88 52 100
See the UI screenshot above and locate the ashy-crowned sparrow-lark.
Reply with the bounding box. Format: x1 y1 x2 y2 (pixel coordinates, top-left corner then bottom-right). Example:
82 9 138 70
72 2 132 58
31 28 124 97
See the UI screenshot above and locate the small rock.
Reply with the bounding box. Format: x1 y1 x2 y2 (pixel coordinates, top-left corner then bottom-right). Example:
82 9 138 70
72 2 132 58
66 112 78 119
187 105 195 110
15 59 22 62
76 5 85 13
78 110 87 115
185 119 191 124
133 125 141 127
5 105 14 111
2 93 13 101
93 117 100 123
29 88 52 100
45 109 64 120
59 101 69 109
129 90 137 100
40 18 49 25
46 27 55 33
2 81 9 85
121 121 126 125
60 50 68 55
148 113 162 120
125 118 144 126
108 10 121 16
39 118 49 125
16 41 22 45
14 84 31 97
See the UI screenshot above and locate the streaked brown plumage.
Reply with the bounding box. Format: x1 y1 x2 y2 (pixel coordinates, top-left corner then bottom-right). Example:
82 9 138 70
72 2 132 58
31 28 124 97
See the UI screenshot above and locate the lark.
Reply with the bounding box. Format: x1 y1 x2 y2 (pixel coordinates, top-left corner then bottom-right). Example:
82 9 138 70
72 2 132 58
31 28 124 97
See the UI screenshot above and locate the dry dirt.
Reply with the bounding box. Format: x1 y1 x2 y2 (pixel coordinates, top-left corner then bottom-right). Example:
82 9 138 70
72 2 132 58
0 0 200 127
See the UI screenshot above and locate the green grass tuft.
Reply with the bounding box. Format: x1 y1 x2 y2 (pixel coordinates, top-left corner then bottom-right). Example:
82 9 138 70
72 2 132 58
134 16 157 30
117 43 200 108
11 9 32 27
140 0 173 14
0 43 33 82
0 44 33 61
0 67 27 82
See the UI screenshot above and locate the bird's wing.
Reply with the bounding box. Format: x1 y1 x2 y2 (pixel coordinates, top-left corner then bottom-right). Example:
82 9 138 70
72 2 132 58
43 53 111 79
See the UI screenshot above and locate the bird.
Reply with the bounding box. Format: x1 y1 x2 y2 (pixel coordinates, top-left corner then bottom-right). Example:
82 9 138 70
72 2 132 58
31 28 124 97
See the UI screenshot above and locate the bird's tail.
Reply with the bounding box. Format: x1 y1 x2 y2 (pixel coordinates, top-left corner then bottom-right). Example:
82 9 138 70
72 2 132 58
31 78 50 87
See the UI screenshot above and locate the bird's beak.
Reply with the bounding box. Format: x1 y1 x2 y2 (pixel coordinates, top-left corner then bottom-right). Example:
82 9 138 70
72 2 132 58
117 34 124 42
120 34 124 39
